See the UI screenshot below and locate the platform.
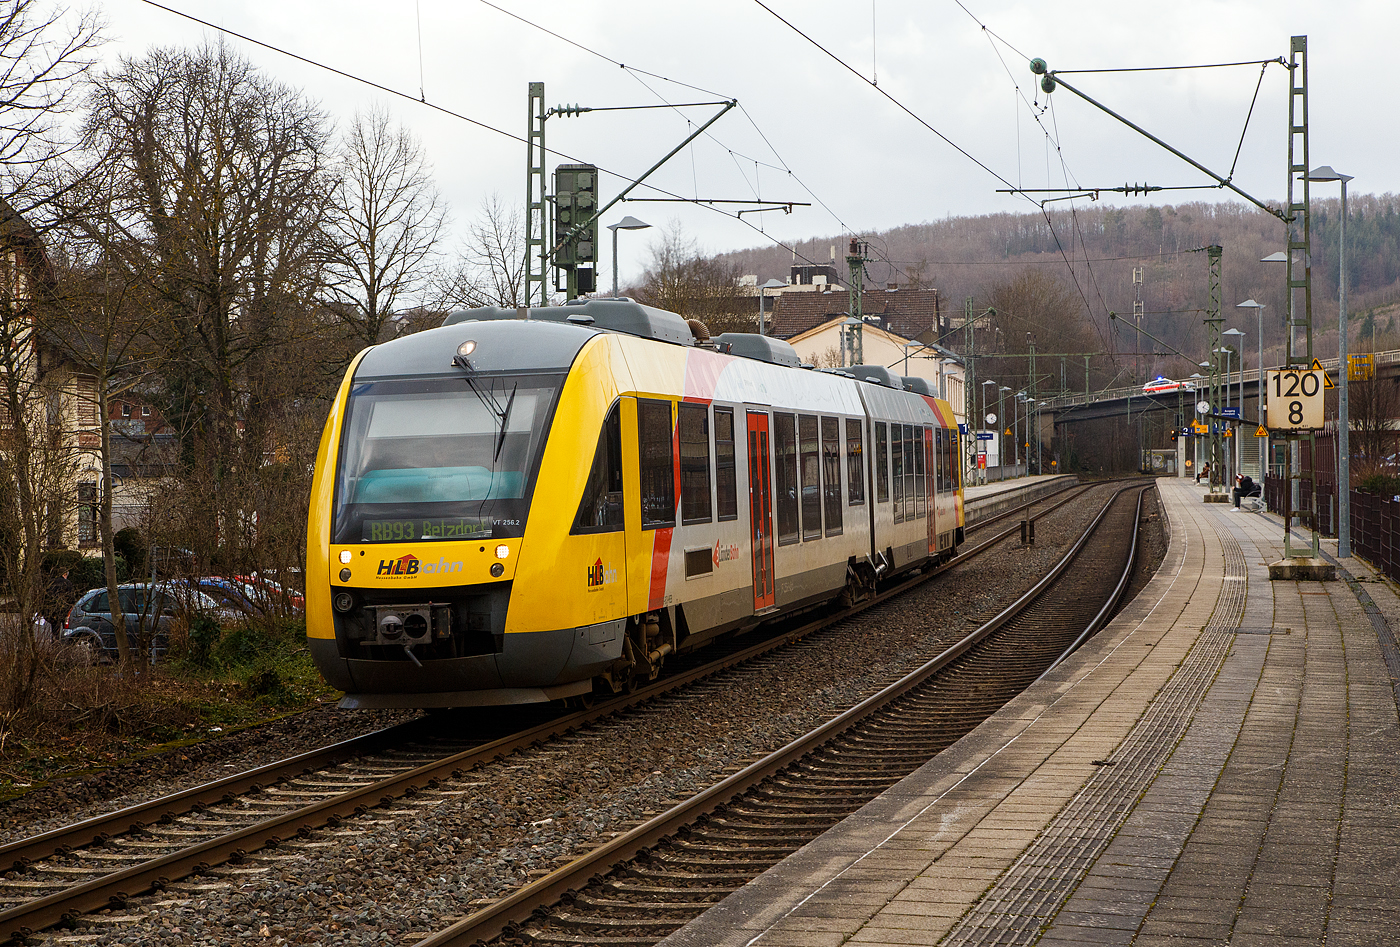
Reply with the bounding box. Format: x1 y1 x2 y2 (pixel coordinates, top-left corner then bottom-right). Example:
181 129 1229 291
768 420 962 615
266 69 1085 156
661 477 1400 947
962 474 1076 528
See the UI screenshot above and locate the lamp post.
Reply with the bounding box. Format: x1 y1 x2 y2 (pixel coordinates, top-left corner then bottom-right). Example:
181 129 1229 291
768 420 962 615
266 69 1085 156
1237 299 1266 479
1307 165 1354 557
757 277 786 337
1188 372 1205 476
902 340 922 375
607 216 651 297
1016 392 1027 471
1223 327 1246 485
999 386 1011 475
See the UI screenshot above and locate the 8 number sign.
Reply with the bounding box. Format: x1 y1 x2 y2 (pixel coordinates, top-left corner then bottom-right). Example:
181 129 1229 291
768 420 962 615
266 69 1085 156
1265 369 1324 431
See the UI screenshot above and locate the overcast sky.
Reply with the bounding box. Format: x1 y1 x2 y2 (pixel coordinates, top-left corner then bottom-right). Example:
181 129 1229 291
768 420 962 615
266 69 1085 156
92 0 1396 285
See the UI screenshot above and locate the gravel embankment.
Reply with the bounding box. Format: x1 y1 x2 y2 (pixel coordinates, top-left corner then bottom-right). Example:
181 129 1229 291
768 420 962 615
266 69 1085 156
14 483 1158 946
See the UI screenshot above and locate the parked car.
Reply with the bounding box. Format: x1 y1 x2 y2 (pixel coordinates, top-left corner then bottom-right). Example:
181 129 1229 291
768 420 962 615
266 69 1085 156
232 574 305 613
62 583 233 663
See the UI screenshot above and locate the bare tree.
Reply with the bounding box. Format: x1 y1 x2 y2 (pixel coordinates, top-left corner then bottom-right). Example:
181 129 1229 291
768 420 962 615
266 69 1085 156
0 0 103 221
632 224 753 335
80 41 336 570
1347 373 1400 476
435 195 527 312
325 105 446 350
0 199 68 709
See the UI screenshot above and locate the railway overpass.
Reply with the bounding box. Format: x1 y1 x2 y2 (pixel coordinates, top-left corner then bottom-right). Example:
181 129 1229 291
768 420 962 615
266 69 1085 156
1037 349 1400 473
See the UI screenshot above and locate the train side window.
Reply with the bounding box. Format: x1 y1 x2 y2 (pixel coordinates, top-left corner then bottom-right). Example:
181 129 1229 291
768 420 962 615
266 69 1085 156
914 425 926 518
572 401 624 533
952 431 962 491
775 413 799 545
679 402 712 524
822 416 843 536
714 406 737 521
846 418 865 505
891 422 905 523
639 398 675 529
799 415 822 541
903 424 916 520
875 422 889 503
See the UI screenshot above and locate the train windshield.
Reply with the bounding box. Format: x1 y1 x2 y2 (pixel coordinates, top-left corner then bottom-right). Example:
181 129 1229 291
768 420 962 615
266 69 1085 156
332 373 562 543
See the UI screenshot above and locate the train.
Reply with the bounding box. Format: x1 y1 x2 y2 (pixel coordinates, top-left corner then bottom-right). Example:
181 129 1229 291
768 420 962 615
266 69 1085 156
305 298 965 708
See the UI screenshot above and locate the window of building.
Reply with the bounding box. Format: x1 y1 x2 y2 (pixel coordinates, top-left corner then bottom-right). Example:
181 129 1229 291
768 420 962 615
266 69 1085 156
799 415 822 541
74 375 98 425
679 402 712 524
572 401 624 533
822 416 842 536
141 405 152 417
714 407 737 521
846 418 864 505
77 482 97 543
775 413 799 545
121 402 131 418
638 399 675 529
875 421 889 503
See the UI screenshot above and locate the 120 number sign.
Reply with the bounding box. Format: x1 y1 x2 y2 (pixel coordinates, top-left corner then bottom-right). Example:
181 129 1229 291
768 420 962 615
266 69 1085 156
1265 369 1324 431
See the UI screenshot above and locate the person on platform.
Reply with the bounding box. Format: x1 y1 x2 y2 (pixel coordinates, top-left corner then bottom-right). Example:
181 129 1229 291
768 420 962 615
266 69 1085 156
1196 462 1210 485
1232 473 1260 508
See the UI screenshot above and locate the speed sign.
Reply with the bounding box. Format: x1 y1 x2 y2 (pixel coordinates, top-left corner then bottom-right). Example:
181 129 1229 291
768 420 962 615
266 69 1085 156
1265 369 1325 431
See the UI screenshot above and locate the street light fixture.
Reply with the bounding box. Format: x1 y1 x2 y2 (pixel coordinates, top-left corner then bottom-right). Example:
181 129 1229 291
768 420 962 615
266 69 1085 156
1306 165 1355 558
1237 299 1267 479
758 277 786 337
607 216 651 297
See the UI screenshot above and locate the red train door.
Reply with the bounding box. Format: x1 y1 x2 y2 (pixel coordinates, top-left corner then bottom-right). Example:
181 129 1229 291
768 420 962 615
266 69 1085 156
747 411 776 611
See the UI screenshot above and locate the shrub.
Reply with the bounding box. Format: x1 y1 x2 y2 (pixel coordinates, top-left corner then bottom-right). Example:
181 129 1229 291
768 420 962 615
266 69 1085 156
1357 473 1400 496
113 528 147 576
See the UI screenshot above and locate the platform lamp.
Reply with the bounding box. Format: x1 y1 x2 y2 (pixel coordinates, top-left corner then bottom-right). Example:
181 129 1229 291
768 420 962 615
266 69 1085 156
1188 372 1206 475
607 216 651 297
1223 327 1246 484
1306 165 1355 558
1236 300 1266 480
758 278 787 337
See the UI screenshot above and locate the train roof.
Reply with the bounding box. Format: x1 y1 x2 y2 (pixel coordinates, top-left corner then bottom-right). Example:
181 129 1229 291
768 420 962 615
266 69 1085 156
354 319 593 379
444 298 696 347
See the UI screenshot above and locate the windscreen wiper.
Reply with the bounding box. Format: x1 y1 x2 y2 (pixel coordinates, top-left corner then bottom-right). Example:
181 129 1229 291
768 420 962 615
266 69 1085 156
494 384 518 462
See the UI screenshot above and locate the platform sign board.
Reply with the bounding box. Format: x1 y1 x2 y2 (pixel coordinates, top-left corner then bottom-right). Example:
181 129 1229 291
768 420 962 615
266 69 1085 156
1265 369 1325 431
1220 407 1241 419
976 432 995 440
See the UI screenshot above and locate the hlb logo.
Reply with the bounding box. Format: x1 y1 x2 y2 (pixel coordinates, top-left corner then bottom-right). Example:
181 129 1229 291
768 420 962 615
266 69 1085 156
586 558 617 592
378 554 420 577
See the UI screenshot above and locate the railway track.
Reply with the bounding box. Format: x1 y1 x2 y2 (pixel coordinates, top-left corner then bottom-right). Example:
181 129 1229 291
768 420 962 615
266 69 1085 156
0 478 1103 945
413 482 1153 947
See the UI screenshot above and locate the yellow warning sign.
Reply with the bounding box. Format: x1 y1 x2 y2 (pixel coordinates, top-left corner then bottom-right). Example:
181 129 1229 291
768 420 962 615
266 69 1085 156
1255 424 1269 437
1310 358 1337 389
1004 428 1012 437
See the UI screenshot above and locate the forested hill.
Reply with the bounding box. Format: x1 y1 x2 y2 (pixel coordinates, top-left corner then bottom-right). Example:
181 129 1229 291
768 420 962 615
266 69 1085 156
716 196 1400 372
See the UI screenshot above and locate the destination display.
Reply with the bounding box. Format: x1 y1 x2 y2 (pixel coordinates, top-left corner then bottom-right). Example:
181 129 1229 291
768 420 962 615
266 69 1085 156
363 518 492 542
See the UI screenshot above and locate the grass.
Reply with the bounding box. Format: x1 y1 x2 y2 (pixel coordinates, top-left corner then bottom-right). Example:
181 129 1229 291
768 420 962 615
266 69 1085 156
0 613 338 801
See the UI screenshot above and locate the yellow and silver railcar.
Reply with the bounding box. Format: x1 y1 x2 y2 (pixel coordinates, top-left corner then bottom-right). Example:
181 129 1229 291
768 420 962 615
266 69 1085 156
306 299 964 708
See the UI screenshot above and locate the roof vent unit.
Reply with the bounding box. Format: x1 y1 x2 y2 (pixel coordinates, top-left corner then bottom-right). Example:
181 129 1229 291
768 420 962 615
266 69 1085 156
443 299 695 346
845 365 905 389
712 333 803 368
901 376 935 396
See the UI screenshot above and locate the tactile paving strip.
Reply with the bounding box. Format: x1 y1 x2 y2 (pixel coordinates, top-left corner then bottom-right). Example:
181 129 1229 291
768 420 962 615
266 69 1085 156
938 522 1248 946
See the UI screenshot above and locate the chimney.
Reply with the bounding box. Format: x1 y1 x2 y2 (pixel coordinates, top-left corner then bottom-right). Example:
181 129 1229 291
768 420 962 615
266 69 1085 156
886 282 898 292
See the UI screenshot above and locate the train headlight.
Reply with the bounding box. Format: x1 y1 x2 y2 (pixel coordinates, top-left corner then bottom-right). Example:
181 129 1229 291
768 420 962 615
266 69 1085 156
339 550 352 564
339 568 352 582
495 545 510 559
457 340 477 357
490 563 505 578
